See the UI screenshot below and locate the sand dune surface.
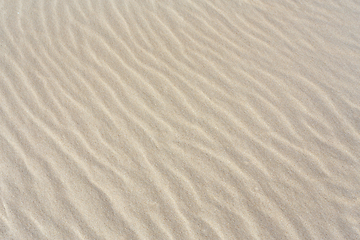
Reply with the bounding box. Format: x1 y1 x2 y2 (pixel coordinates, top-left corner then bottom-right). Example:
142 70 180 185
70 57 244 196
1 0 360 239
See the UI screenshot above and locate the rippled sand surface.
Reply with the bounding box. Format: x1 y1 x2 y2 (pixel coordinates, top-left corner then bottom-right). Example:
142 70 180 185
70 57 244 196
1 0 360 239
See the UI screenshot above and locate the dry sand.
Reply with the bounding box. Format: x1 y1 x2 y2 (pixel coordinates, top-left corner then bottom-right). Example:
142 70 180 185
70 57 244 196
1 0 360 239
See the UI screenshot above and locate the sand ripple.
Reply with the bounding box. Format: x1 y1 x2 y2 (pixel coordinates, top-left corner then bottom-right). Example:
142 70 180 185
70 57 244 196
1 0 360 239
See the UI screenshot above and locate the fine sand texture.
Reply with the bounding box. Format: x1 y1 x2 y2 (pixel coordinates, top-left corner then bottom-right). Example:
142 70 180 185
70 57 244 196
1 0 360 239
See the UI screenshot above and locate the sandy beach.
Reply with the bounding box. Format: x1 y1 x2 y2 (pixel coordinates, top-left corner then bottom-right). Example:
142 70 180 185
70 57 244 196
1 0 360 239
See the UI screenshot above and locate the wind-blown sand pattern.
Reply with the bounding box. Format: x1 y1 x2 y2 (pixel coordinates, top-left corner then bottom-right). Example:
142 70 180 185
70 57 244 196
1 0 360 239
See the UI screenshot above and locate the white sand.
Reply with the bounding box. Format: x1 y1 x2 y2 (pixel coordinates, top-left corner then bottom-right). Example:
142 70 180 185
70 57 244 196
1 0 360 239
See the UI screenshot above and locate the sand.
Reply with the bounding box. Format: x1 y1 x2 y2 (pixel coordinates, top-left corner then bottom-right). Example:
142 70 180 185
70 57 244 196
0 0 360 239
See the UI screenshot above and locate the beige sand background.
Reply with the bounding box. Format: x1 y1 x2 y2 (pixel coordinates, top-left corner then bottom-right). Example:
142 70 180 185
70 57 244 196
1 0 360 239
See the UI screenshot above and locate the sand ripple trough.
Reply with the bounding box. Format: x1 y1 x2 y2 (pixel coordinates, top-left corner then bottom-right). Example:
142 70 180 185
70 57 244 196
1 0 360 239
